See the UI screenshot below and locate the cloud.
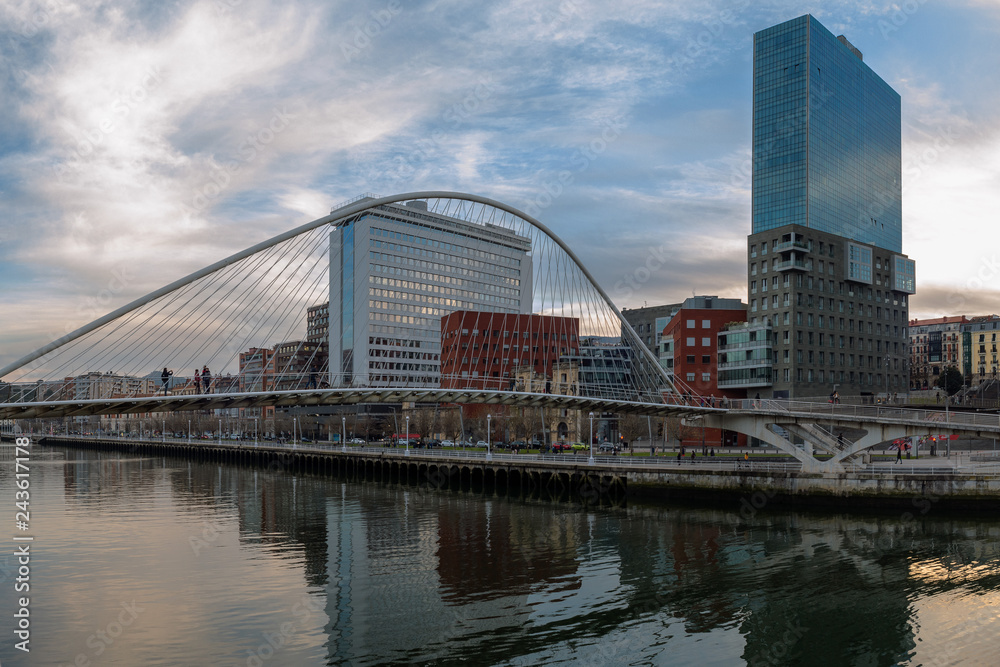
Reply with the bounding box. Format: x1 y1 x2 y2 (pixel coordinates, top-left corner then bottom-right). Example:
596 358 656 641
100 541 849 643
2 0 1000 376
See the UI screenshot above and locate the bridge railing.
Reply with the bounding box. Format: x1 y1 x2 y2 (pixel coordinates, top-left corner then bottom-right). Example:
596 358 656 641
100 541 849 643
731 398 1000 429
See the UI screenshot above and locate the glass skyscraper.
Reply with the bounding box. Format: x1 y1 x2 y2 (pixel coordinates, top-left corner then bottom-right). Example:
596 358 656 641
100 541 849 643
744 15 915 399
753 15 902 252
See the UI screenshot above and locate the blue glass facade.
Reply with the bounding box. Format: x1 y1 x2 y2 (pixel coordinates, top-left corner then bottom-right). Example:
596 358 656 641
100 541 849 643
752 15 902 253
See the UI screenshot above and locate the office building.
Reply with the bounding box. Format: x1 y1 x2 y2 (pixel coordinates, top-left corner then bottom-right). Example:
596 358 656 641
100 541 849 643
748 15 915 398
307 302 330 346
621 303 682 354
330 199 533 387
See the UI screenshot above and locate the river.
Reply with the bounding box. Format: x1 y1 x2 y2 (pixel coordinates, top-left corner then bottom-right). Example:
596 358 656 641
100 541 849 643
0 443 998 666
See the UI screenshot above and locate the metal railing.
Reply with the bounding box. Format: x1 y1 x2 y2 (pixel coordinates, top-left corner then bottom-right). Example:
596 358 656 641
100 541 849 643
21 434 1000 477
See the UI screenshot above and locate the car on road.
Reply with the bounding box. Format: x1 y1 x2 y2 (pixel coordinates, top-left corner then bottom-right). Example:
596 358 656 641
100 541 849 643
599 443 616 453
476 440 489 448
570 442 588 451
440 440 455 447
550 442 570 452
348 437 366 444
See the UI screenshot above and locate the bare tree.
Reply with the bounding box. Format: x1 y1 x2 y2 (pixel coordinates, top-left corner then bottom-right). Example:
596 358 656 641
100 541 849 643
440 407 462 441
618 413 645 445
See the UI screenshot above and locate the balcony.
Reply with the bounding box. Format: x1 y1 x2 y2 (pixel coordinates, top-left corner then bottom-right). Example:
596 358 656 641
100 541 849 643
776 258 809 272
774 240 811 253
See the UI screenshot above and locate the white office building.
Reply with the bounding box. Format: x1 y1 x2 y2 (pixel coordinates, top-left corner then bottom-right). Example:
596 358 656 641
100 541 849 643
330 199 532 387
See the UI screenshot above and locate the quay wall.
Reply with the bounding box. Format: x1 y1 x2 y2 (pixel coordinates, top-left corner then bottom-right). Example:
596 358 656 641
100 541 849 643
10 435 1000 510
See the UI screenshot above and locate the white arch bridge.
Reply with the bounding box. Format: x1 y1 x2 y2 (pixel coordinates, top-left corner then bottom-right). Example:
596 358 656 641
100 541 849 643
2 191 999 473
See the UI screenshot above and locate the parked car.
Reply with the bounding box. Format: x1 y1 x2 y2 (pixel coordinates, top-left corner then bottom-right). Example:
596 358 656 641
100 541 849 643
551 442 570 452
458 440 474 448
440 440 456 447
511 440 526 450
348 437 366 444
476 440 489 448
570 442 588 451
599 443 616 453
424 439 442 448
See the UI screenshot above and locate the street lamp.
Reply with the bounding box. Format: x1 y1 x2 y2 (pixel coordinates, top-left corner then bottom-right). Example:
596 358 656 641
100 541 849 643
253 417 258 448
486 414 492 461
405 415 410 457
293 417 297 448
342 416 346 453
589 411 595 465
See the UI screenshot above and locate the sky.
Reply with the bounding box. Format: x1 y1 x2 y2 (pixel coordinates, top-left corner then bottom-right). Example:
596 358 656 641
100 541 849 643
2 0 999 374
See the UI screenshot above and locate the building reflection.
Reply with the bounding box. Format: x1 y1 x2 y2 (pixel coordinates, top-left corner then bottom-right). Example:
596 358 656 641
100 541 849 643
40 446 1000 665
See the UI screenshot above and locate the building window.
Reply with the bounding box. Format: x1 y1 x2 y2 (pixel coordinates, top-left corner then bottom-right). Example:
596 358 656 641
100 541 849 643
686 337 695 346
701 337 711 346
701 373 711 382
702 319 711 329
686 373 695 381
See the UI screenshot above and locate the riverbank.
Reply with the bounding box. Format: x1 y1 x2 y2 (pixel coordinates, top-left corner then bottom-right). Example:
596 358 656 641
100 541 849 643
11 434 1000 511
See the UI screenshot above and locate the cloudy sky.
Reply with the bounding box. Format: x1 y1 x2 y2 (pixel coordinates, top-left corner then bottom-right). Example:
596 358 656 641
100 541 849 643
1 0 999 372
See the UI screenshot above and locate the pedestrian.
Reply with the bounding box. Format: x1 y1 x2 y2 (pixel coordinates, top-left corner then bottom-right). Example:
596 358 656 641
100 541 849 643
194 369 201 393
202 366 212 394
160 367 172 395
691 451 696 463
896 446 903 464
837 434 844 448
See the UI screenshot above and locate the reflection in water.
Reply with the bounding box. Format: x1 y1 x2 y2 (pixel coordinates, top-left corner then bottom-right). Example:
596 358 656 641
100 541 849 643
0 445 998 665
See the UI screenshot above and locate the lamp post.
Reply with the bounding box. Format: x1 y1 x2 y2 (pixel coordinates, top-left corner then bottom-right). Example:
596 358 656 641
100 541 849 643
588 411 595 465
253 417 258 448
188 419 191 444
218 419 221 445
293 417 297 448
161 417 165 443
342 416 347 453
486 414 492 461
405 415 410 457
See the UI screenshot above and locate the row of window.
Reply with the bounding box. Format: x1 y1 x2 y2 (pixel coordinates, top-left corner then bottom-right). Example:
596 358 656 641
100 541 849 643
369 225 523 266
371 263 521 293
370 237 522 272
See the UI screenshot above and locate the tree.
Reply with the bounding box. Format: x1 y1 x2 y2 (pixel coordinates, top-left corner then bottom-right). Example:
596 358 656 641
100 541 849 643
937 366 963 396
617 413 645 445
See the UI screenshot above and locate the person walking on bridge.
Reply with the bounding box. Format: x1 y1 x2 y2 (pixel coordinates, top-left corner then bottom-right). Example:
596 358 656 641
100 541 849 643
202 365 212 394
160 367 173 395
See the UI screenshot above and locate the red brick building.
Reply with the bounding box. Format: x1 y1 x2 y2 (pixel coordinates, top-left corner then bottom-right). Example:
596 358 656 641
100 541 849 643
440 312 580 389
661 296 747 400
660 296 748 447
